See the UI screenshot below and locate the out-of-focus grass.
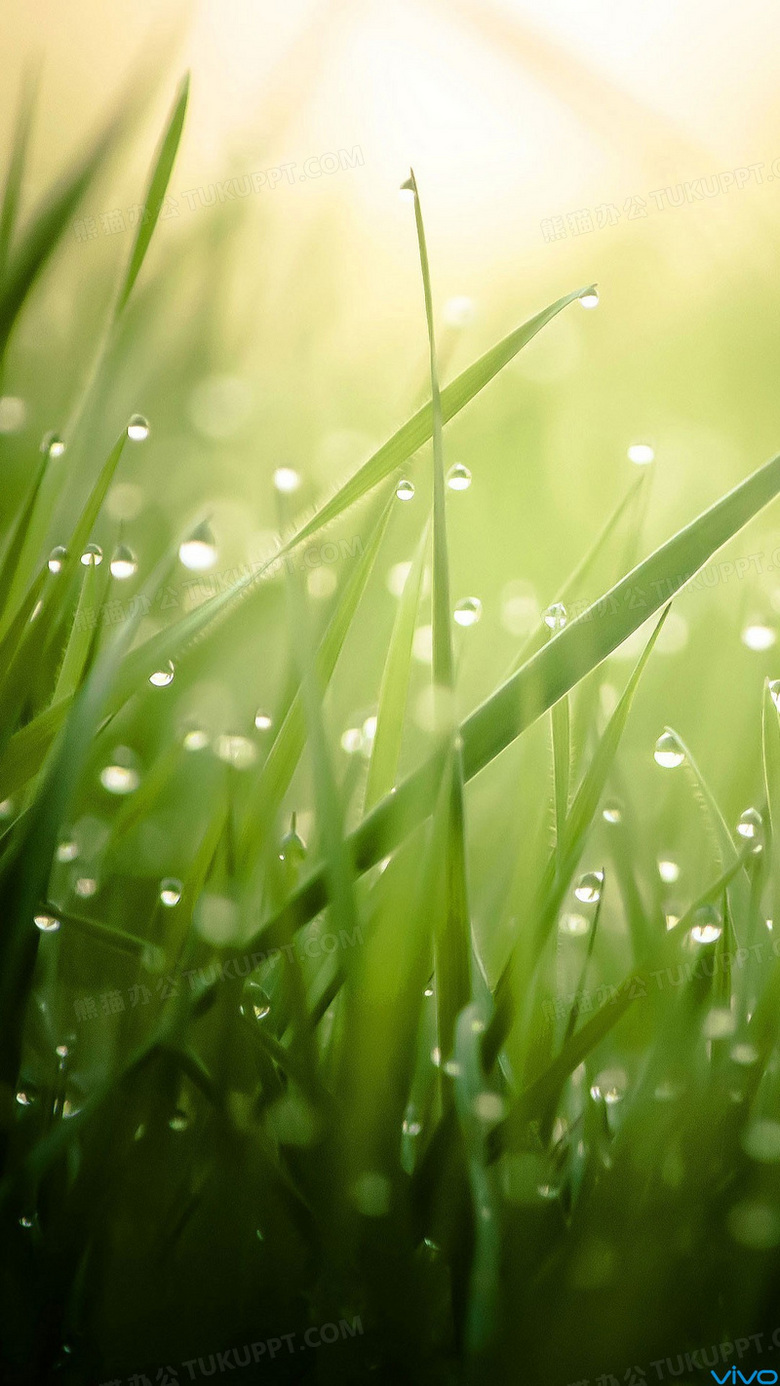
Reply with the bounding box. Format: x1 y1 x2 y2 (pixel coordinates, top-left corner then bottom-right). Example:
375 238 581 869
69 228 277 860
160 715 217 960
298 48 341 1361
2 66 780 1386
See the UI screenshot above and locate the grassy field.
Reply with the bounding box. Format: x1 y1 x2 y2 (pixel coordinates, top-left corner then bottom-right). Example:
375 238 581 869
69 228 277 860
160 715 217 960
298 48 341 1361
2 64 780 1386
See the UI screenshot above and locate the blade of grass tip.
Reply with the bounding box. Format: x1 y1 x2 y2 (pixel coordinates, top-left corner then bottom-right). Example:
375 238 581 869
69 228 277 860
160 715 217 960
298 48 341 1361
114 73 190 318
405 168 470 1059
99 283 593 699
242 451 780 956
0 63 39 287
63 73 190 444
0 90 133 367
364 517 430 810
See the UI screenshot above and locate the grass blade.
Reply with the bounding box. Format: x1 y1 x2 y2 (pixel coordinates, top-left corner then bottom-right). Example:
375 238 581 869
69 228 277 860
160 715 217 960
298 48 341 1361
114 73 190 317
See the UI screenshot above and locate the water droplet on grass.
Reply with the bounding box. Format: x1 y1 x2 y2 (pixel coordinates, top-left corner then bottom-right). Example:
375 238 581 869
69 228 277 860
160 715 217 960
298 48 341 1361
160 878 183 907
737 807 763 847
253 710 272 731
183 727 209 751
589 1068 626 1104
340 727 362 754
168 1110 190 1132
399 177 416 203
446 463 472 491
769 679 780 710
627 443 654 465
149 661 175 687
126 414 150 442
559 912 589 936
690 906 722 944
179 522 218 571
80 543 102 567
742 621 776 651
75 877 97 898
658 859 680 883
396 479 415 501
48 546 67 573
543 602 567 631
454 597 481 627
56 840 78 862
100 749 140 795
654 731 684 768
602 801 622 824
579 288 599 309
41 431 66 458
731 1043 759 1066
703 1008 737 1039
109 544 137 580
273 466 300 493
574 871 603 904
216 734 257 769
34 913 60 933
15 1089 35 1107
19 1215 33 1228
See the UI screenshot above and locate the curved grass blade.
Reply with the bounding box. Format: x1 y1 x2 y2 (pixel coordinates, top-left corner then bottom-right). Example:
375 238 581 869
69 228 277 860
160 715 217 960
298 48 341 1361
248 444 780 948
95 284 593 692
114 73 190 317
0 65 39 289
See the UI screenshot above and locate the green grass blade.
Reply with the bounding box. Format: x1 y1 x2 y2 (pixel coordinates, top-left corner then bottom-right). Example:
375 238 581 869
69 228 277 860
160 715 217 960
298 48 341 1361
364 520 429 809
0 65 39 282
255 436 780 935
114 73 190 317
99 285 592 690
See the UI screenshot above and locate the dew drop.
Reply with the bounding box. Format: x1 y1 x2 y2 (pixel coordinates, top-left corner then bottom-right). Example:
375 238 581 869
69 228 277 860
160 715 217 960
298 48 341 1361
442 296 474 328
0 798 13 819
48 546 67 574
100 748 140 795
109 544 137 580
18 1215 34 1229
273 466 300 493
454 597 481 627
403 1117 422 1136
602 801 622 825
737 807 763 847
446 463 472 491
41 431 66 459
340 727 363 754
56 840 78 863
34 912 60 933
731 1043 759 1066
658 859 680 883
183 727 209 751
574 870 603 904
126 413 150 442
654 731 684 768
627 443 654 465
216 734 257 770
159 878 183 907
589 1067 626 1104
168 1110 190 1132
149 661 175 687
769 679 780 711
241 981 272 1021
15 1089 35 1107
690 905 722 945
543 602 567 632
80 543 103 567
559 912 589 936
254 710 272 731
399 177 416 203
579 288 599 309
179 522 218 572
703 1008 737 1040
742 621 776 652
75 877 98 898
473 1092 506 1124
396 479 415 501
